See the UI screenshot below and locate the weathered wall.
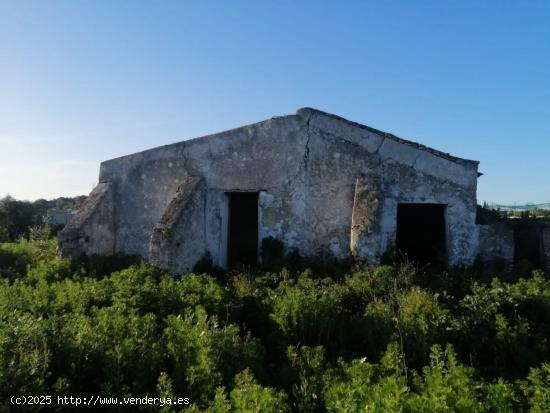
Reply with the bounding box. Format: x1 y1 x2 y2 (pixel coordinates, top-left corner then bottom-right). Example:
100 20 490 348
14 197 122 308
98 114 308 267
478 223 515 269
58 182 115 257
303 109 479 266
350 174 381 263
60 108 482 272
149 177 205 273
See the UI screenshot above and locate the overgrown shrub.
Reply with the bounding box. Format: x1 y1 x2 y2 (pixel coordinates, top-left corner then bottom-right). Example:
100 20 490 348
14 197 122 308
1 238 550 412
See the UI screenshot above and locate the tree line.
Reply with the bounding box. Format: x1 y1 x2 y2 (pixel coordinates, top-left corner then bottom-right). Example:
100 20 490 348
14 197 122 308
0 195 86 242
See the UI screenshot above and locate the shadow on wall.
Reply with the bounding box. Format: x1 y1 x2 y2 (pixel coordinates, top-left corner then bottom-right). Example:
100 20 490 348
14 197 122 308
476 205 550 276
508 219 550 276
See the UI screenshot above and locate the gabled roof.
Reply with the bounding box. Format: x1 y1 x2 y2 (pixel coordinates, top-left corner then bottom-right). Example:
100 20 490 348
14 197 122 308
101 107 479 171
298 107 478 165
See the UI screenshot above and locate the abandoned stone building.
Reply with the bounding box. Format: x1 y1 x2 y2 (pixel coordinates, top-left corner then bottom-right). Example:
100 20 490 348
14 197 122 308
58 108 514 273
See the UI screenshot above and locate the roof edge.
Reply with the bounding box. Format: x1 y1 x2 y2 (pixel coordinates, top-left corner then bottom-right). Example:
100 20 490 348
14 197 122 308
100 113 299 167
296 107 479 165
100 107 479 170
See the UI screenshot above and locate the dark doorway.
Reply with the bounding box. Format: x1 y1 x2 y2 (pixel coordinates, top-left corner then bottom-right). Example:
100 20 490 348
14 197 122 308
228 192 259 269
396 204 447 268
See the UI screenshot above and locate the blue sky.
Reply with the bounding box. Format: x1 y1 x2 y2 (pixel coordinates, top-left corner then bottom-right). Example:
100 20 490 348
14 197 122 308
1 1 549 204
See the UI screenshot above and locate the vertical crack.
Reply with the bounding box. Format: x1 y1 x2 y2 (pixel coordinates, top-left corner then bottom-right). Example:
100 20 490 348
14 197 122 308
303 114 312 168
374 134 387 154
412 152 422 169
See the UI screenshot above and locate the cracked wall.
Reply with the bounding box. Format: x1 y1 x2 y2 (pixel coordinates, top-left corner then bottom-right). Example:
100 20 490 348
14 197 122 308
350 174 381 262
149 176 206 273
58 182 115 257
61 108 482 272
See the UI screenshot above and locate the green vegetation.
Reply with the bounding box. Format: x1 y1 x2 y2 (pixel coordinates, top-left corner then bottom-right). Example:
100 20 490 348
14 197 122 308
0 196 87 242
1 239 550 412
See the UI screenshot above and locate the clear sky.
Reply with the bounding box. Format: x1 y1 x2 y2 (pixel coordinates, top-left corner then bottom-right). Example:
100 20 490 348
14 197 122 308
1 1 549 204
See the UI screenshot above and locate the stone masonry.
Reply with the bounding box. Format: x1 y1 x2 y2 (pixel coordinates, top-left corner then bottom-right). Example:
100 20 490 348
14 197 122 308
59 108 503 274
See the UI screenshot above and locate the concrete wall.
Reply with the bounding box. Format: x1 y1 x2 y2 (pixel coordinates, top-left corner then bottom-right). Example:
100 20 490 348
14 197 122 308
149 176 206 274
477 222 515 270
60 108 481 272
58 182 115 257
303 109 479 266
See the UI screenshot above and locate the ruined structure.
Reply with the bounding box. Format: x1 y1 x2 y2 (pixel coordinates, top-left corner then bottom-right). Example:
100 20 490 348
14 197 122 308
506 218 550 272
475 206 515 271
59 108 508 273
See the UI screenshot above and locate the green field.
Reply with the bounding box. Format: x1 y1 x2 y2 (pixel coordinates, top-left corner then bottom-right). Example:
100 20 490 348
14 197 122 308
0 239 549 412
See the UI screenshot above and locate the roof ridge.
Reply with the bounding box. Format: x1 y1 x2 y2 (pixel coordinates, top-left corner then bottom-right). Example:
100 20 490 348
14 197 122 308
296 107 478 165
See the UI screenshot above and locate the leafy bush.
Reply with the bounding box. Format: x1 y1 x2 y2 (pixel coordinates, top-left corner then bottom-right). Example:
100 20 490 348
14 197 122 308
229 369 290 412
266 274 346 353
322 357 408 413
0 238 550 412
521 363 550 413
0 239 56 280
163 307 263 403
0 313 51 396
454 274 550 378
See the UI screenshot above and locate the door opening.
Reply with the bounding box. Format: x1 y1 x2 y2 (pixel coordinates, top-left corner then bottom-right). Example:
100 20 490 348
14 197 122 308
227 192 259 269
396 203 447 268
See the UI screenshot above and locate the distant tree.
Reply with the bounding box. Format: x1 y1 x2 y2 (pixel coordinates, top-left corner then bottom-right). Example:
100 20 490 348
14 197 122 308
0 195 86 241
0 203 9 242
0 196 38 240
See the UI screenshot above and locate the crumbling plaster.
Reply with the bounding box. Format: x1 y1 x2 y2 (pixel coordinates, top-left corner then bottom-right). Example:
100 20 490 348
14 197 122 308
60 108 482 273
57 182 115 257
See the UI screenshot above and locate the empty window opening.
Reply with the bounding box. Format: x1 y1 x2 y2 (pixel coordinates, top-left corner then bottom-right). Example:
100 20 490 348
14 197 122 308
396 204 447 268
227 192 259 269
